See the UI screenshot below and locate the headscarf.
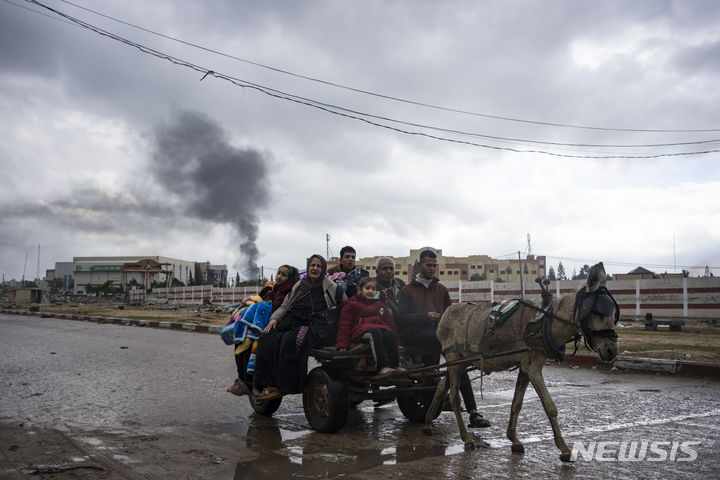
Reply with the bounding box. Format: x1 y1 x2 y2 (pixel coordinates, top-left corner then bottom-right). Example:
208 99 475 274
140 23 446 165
284 254 327 312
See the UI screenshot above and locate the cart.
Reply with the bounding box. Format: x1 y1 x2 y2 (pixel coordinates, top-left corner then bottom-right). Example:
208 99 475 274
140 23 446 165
247 341 444 433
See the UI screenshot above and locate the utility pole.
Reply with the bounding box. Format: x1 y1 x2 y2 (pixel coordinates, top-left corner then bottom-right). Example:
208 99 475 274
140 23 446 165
326 234 330 259
526 233 532 256
36 244 40 281
518 251 525 298
22 250 28 285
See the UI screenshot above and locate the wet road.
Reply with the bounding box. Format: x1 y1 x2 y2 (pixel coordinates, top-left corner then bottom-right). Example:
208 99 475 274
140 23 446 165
1 313 719 479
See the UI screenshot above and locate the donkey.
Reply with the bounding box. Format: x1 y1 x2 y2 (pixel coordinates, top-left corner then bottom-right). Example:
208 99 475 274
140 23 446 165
422 262 619 462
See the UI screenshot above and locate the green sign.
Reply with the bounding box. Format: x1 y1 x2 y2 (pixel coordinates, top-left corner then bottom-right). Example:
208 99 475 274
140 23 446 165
75 264 123 272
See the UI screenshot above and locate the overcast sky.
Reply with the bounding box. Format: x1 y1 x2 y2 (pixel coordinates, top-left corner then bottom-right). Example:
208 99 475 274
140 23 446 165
1 0 718 282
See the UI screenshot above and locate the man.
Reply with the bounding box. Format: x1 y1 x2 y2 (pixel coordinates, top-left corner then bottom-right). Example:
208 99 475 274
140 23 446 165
397 250 490 428
327 246 357 275
373 257 405 323
327 245 367 297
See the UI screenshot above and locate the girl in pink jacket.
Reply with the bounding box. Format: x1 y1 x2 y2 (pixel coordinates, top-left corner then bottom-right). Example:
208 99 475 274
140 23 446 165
336 277 404 374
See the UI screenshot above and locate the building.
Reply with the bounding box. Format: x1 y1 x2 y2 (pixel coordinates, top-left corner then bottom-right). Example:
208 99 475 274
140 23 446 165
67 256 211 294
195 262 229 287
44 262 75 292
9 287 44 304
613 266 656 281
353 247 546 283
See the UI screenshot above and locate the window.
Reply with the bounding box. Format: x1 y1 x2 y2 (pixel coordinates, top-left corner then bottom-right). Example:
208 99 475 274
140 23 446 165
532 270 536 274
462 271 467 275
371 266 376 270
454 270 459 275
489 269 494 273
440 271 445 275
471 265 475 269
395 271 399 275
402 271 407 275
517 270 520 274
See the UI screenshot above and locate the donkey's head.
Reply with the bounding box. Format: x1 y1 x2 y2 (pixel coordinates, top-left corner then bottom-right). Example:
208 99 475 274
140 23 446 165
573 262 619 362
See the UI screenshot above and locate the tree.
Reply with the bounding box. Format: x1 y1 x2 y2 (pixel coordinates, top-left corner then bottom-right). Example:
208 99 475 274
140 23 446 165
470 273 486 281
557 262 566 281
85 280 119 296
573 264 591 280
547 266 556 281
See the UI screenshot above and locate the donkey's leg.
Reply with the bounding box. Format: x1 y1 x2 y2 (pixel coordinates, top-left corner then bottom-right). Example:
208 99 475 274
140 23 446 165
507 369 530 454
447 364 475 450
423 375 449 435
527 368 572 462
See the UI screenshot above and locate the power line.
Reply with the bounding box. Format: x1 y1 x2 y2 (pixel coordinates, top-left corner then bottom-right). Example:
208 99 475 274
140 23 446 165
52 0 720 134
1 0 74 25
19 1 720 159
22 3 718 151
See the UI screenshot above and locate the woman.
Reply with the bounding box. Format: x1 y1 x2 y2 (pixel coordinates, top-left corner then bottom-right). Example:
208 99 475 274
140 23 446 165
253 254 344 401
227 264 300 396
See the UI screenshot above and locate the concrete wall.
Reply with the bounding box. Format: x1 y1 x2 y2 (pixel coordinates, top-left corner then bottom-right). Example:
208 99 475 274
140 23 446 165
127 277 720 320
128 286 261 305
444 277 720 320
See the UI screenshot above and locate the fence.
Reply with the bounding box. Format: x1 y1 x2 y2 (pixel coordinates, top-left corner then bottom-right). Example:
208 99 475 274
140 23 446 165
127 277 720 320
444 276 720 320
127 285 261 305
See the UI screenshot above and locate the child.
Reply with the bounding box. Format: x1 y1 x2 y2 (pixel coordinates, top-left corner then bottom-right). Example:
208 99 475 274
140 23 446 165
336 277 404 375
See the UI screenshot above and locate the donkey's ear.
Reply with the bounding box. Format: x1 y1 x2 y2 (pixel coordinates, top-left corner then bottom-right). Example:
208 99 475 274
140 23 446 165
587 262 607 292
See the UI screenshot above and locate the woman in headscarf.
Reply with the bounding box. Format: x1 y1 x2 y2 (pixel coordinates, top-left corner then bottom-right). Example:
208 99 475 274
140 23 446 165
227 264 300 396
253 254 345 401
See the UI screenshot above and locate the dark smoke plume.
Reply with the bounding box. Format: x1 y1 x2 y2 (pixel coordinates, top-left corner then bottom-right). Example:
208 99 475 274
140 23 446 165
149 110 269 278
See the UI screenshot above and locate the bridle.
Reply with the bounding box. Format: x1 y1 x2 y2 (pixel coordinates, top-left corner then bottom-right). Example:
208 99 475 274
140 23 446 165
572 285 620 349
519 285 619 361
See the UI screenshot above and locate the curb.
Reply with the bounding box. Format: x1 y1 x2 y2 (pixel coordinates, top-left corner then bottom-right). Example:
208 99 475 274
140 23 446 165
0 308 223 335
4 308 720 378
563 352 720 378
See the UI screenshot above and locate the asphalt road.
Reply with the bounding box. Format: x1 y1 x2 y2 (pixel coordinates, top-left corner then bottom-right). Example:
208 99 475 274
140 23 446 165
1 314 719 479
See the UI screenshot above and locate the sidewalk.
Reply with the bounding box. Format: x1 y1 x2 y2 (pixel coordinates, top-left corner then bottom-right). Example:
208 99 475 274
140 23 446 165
3 307 719 378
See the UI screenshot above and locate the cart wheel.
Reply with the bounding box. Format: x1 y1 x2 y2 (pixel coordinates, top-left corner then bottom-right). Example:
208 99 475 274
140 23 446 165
397 389 441 423
248 394 283 416
303 367 349 433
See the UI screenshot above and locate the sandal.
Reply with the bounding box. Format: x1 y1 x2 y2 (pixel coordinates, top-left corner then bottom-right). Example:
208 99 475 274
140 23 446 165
468 412 491 428
254 387 283 402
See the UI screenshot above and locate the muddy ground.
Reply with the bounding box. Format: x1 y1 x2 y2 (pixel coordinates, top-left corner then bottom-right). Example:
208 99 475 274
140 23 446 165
2 313 720 479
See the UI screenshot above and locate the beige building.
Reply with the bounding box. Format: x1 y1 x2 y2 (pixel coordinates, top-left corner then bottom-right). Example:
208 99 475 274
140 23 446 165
356 247 546 283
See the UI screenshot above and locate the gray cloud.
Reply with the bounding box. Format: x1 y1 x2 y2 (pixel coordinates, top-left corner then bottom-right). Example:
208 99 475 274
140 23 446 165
1 0 719 280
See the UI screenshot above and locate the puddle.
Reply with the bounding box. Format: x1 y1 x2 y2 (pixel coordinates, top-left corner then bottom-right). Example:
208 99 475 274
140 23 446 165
77 436 103 446
188 422 250 436
279 428 312 442
224 439 461 478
